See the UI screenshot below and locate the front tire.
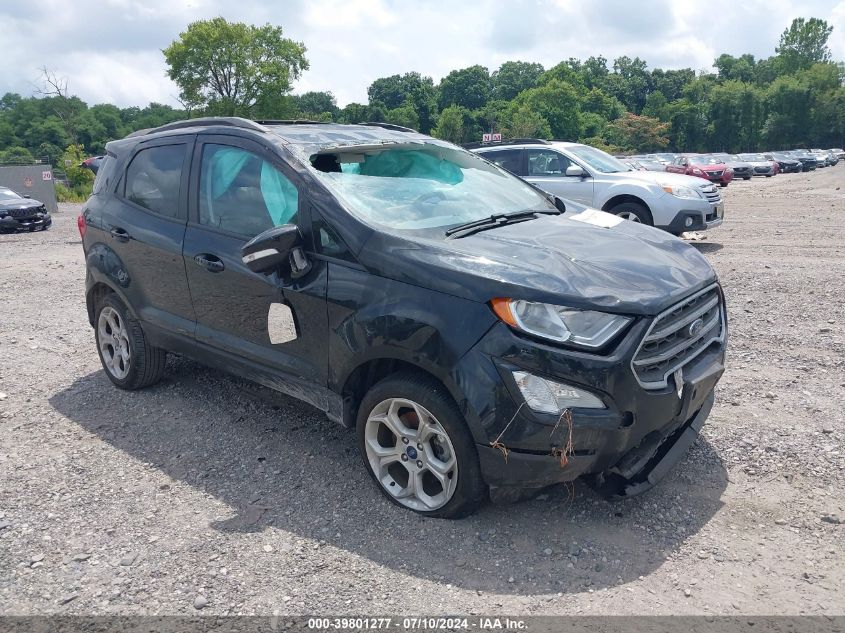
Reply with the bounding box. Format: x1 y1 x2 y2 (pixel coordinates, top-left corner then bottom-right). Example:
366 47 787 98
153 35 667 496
356 372 486 519
95 294 166 390
609 201 652 225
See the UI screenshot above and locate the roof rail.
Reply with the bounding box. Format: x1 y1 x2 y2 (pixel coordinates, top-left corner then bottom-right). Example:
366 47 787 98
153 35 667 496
254 119 324 125
462 138 551 150
358 122 418 133
132 117 268 138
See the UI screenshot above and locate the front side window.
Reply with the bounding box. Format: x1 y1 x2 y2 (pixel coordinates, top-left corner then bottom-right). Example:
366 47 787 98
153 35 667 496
527 149 572 176
124 144 186 217
310 144 553 232
199 144 299 237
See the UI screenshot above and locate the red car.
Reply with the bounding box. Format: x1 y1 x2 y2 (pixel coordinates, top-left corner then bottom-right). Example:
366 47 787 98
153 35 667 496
666 154 734 187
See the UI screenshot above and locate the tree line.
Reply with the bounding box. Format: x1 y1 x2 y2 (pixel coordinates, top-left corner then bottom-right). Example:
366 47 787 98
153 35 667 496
1 15 843 172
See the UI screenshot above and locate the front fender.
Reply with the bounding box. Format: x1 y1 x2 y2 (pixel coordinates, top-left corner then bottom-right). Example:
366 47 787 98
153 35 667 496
326 263 497 439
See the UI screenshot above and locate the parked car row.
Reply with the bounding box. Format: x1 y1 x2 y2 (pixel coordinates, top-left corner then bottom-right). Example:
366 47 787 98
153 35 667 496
622 147 840 185
469 139 724 234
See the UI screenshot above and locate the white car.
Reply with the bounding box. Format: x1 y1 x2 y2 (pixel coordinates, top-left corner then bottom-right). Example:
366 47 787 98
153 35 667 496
472 141 724 234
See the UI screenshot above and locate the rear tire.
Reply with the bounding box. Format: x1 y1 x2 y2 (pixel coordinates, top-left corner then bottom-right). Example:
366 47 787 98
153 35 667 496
609 202 652 225
95 293 166 390
356 372 486 519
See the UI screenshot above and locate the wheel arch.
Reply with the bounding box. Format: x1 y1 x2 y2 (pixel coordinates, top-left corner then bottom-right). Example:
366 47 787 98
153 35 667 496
601 194 654 224
340 357 464 431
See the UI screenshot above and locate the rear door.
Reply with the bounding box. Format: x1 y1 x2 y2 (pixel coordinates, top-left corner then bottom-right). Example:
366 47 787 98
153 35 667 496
524 148 594 205
101 135 196 336
183 134 328 391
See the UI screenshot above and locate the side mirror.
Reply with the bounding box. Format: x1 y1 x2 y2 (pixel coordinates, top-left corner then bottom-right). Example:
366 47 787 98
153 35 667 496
241 224 304 274
565 165 585 178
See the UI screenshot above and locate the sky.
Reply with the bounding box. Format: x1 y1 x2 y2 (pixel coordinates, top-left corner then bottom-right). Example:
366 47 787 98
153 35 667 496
2 0 844 109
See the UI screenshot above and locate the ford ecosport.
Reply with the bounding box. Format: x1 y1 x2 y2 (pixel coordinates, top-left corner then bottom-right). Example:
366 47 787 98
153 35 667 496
80 118 727 518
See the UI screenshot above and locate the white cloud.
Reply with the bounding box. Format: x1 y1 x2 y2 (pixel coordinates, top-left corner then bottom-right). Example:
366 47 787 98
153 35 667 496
0 0 843 108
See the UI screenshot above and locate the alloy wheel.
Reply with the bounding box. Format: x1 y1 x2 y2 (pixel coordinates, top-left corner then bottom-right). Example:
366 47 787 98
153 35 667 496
364 398 458 511
98 306 131 380
616 211 642 222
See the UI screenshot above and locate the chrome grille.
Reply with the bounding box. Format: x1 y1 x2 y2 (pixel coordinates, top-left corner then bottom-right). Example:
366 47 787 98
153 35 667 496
705 170 723 177
631 285 725 389
698 183 721 204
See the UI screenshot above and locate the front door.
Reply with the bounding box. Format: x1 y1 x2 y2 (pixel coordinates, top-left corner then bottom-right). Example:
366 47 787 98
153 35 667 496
183 135 328 396
524 148 594 206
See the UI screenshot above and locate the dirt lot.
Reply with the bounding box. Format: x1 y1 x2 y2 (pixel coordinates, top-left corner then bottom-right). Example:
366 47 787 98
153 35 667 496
1 167 843 616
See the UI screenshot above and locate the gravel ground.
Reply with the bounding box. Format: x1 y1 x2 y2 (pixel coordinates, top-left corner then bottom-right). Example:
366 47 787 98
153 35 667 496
1 167 843 616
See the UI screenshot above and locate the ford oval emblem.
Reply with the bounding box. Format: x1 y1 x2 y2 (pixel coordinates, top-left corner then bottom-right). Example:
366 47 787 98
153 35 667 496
688 318 705 337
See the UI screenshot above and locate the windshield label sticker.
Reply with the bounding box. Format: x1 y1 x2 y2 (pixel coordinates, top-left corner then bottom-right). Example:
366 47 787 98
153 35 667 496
268 303 297 344
570 208 624 228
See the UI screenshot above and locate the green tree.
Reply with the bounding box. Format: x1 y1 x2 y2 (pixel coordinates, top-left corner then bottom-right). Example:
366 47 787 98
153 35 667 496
438 65 490 110
386 101 420 130
431 106 466 144
775 17 834 73
512 80 582 140
367 73 437 132
605 113 669 152
294 91 338 119
714 54 757 83
709 81 765 151
490 61 544 100
0 146 34 164
503 105 552 139
163 17 308 116
338 103 369 124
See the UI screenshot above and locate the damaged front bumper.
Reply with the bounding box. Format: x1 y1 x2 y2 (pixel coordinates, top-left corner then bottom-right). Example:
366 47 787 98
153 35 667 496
0 213 52 232
457 312 725 502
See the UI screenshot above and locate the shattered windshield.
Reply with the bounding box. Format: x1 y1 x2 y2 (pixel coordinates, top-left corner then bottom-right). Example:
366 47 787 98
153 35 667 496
309 144 553 231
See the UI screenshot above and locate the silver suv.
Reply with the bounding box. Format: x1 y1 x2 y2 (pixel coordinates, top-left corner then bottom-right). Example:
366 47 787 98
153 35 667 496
472 141 724 234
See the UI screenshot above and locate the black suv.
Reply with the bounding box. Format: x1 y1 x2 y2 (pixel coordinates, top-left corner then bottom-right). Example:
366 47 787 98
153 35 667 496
80 118 726 518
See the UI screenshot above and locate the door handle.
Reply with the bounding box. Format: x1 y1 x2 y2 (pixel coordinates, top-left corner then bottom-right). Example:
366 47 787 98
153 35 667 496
194 254 225 273
109 227 130 242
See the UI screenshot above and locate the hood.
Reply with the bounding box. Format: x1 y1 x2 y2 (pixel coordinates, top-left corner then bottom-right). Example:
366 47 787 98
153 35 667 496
726 161 752 169
690 161 727 170
618 170 706 189
0 198 43 210
360 212 717 317
744 160 772 167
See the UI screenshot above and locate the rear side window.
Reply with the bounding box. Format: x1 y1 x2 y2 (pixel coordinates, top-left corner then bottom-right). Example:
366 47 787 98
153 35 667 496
124 144 186 218
480 149 523 175
92 155 118 194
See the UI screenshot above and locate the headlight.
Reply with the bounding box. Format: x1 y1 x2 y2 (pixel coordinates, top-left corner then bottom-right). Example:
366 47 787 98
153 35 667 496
491 298 632 349
660 183 701 199
691 168 704 175
512 371 605 412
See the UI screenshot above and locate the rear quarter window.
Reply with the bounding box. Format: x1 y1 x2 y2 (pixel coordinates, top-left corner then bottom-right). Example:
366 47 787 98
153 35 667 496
92 155 118 195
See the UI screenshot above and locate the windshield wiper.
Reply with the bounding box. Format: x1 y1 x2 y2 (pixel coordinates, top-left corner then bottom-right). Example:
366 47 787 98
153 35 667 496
445 209 561 239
